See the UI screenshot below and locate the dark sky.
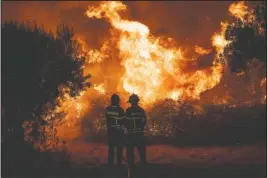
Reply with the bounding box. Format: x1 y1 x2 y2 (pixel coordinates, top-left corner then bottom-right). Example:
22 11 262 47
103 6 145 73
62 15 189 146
2 1 237 48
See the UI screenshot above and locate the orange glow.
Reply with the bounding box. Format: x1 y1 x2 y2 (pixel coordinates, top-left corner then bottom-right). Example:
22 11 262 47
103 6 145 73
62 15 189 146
211 22 231 60
237 71 245 77
167 90 183 101
261 77 266 104
77 37 107 64
93 83 106 94
37 1 264 145
86 1 223 104
260 77 266 87
229 1 248 21
228 1 255 23
194 45 212 55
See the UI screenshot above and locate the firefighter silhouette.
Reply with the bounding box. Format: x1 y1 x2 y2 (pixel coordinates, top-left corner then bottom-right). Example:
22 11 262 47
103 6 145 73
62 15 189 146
105 94 125 165
125 94 147 166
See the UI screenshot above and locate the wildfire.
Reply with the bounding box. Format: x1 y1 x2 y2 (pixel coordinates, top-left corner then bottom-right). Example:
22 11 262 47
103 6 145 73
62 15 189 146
77 37 108 64
86 1 223 104
37 1 265 144
167 90 183 101
211 22 231 61
229 1 248 21
211 1 255 63
93 83 106 94
194 45 212 55
228 1 255 23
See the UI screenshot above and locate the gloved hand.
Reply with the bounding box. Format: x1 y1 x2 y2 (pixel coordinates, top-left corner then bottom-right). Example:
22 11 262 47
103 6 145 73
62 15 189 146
121 126 128 135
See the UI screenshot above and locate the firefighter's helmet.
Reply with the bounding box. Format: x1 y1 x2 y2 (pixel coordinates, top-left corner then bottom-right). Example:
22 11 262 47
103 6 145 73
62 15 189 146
128 94 140 104
111 94 120 105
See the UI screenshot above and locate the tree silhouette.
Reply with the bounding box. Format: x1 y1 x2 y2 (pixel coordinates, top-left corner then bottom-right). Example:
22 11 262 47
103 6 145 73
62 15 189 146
223 2 266 73
1 21 90 147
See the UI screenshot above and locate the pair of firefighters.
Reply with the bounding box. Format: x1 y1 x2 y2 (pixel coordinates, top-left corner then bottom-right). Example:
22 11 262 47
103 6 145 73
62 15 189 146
105 94 147 166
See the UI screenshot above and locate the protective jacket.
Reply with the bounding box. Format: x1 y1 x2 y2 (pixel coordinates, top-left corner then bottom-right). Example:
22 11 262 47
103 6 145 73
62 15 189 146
125 105 147 165
105 105 125 165
125 105 147 134
105 105 125 143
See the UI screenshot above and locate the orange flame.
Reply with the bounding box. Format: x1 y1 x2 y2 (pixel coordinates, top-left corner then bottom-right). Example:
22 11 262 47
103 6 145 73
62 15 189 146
167 90 183 101
77 37 108 64
228 1 255 23
39 1 264 144
93 83 106 94
195 45 212 55
229 1 248 21
86 1 223 104
211 22 231 60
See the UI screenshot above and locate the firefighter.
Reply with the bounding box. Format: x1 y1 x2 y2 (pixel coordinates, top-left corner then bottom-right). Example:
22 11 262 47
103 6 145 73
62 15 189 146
125 94 147 166
105 94 125 165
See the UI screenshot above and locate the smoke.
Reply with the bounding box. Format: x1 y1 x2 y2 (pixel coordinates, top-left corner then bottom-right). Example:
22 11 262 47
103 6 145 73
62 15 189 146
2 1 108 49
2 1 235 48
124 1 235 48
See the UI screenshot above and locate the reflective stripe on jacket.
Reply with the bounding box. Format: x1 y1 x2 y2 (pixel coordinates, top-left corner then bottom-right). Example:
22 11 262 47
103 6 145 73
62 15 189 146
125 105 147 134
105 105 125 130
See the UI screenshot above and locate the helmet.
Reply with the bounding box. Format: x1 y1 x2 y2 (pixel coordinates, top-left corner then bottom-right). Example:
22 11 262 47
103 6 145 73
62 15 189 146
128 94 140 104
111 94 120 105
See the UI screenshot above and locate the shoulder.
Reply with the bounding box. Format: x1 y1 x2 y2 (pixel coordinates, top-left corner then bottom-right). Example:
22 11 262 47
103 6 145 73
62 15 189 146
138 106 145 112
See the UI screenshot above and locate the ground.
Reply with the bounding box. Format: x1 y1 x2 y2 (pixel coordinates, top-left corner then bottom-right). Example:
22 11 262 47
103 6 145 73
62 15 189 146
5 139 265 177
60 140 266 177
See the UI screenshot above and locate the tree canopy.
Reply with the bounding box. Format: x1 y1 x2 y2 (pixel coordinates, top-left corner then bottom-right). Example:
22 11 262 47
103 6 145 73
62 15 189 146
223 2 266 73
2 21 90 141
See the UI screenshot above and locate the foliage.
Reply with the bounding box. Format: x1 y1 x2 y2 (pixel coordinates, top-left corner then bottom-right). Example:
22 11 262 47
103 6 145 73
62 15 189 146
1 20 90 173
147 102 266 146
223 2 266 73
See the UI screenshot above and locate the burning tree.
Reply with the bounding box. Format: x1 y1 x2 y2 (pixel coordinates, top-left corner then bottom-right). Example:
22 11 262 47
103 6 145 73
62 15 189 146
224 1 266 73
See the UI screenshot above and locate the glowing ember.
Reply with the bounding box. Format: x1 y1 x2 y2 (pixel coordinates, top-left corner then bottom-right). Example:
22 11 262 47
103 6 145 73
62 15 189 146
194 45 212 55
260 77 266 87
75 103 83 118
260 77 266 104
237 71 245 77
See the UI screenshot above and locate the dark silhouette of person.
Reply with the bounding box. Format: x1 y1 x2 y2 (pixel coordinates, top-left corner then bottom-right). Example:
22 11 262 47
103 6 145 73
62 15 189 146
105 94 125 165
125 94 147 166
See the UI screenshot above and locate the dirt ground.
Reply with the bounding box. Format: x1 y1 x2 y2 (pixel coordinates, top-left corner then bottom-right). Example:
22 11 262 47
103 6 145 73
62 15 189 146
6 140 265 177
64 141 266 177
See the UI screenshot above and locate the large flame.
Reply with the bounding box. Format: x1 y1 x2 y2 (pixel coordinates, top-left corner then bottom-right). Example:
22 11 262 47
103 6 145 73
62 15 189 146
85 1 223 104
38 1 265 144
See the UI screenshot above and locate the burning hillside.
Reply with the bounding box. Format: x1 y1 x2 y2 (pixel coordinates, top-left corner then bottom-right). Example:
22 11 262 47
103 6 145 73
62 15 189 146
19 1 265 147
